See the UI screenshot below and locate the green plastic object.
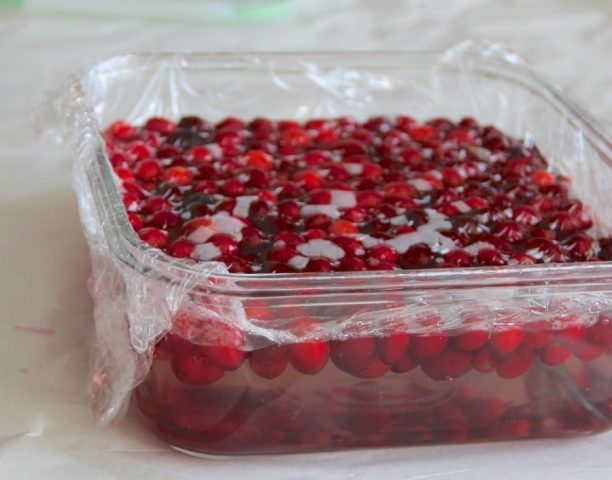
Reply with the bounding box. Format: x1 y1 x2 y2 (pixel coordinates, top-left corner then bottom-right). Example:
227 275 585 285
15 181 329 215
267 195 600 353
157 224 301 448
0 0 294 23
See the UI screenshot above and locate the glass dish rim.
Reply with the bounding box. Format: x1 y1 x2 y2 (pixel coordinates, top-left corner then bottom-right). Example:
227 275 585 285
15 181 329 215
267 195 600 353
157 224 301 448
75 49 612 295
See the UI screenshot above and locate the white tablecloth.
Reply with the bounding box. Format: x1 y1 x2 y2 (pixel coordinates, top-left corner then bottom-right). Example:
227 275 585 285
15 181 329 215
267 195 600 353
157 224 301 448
1 1 611 478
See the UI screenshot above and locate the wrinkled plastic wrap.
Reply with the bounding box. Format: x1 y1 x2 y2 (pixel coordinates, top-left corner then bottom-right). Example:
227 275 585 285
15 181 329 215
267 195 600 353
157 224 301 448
41 42 612 445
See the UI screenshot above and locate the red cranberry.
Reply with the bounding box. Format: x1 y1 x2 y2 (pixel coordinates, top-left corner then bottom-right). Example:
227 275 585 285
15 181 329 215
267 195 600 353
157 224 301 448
277 200 301 219
421 350 472 380
303 228 327 240
495 348 535 379
210 234 239 255
127 212 144 230
221 255 253 273
330 337 376 374
376 332 410 365
410 334 448 363
163 166 193 186
167 240 195 258
452 331 489 351
539 343 571 365
171 354 224 385
585 314 612 348
288 341 330 375
512 206 541 226
444 250 473 267
367 245 399 268
305 258 334 273
134 159 162 181
401 244 434 269
249 345 288 379
476 249 506 266
337 256 367 271
145 117 176 134
267 246 297 263
353 356 390 378
473 347 496 373
493 221 524 243
490 329 524 355
138 227 169 248
108 120 137 140
216 116 245 131
523 238 564 263
390 354 417 373
150 210 181 229
200 345 246 370
328 219 358 235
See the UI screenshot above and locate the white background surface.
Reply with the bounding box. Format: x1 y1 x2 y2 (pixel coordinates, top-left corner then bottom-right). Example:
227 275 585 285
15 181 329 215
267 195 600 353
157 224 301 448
1 1 611 478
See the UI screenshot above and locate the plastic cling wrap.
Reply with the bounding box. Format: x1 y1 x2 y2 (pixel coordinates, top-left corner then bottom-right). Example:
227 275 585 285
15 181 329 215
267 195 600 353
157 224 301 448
41 42 612 452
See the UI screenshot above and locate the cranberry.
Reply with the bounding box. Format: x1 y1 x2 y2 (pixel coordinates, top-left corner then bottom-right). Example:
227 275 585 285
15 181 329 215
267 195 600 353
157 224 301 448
354 356 390 378
330 337 376 374
523 238 564 263
367 245 399 268
539 343 571 365
585 315 612 348
493 221 524 243
376 332 410 365
145 117 176 134
512 206 541 226
138 227 169 248
108 120 137 140
421 350 472 380
305 258 334 272
390 354 417 373
163 166 193 186
221 255 253 273
452 331 489 351
473 347 497 373
277 200 301 219
476 249 506 266
337 256 367 271
401 244 434 269
171 354 224 385
167 240 195 258
249 345 288 379
490 329 524 355
495 348 535 379
210 234 239 255
267 246 297 263
444 250 473 267
127 212 144 230
288 341 330 375
410 334 448 363
328 219 358 235
199 345 246 370
147 210 180 230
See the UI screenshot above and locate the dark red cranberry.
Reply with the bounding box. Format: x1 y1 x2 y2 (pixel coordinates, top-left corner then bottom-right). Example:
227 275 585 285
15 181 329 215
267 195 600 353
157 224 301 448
249 345 288 379
401 244 434 269
337 256 367 271
330 337 376 374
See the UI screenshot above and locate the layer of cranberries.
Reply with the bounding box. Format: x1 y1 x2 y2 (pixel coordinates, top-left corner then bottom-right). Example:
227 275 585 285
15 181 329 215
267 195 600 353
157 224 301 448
103 115 612 454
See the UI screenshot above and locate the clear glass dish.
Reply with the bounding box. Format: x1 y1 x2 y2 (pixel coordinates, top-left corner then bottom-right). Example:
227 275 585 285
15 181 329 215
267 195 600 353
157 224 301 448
49 44 612 455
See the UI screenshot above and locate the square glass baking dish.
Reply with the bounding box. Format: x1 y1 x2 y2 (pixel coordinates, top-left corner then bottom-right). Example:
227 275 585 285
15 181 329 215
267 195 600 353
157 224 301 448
49 43 612 455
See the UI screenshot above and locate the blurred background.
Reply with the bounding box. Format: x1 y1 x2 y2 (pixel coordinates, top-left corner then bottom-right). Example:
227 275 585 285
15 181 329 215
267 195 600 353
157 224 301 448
0 1 610 479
